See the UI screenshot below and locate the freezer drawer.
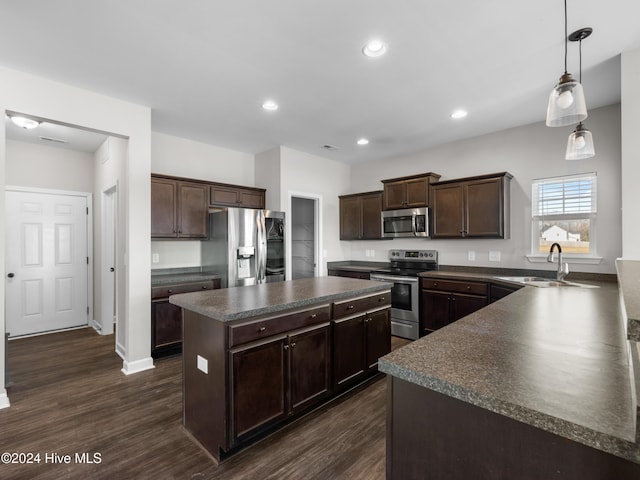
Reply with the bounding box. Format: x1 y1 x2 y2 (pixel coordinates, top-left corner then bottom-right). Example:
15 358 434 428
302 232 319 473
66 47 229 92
391 319 418 341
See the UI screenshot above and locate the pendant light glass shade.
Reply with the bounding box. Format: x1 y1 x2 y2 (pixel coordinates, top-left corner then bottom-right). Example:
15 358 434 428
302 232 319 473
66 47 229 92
546 73 588 127
565 123 594 160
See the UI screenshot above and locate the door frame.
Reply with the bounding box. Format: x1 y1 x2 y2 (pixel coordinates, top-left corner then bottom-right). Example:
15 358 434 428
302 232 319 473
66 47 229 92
288 191 323 279
5 185 94 335
100 184 117 337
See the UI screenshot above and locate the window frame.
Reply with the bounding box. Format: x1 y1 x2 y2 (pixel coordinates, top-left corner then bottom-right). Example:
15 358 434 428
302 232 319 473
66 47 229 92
529 172 598 260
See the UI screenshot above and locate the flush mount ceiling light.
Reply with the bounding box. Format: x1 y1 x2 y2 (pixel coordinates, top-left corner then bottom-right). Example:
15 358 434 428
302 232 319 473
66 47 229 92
450 109 468 119
10 115 40 129
362 39 387 57
262 100 279 111
357 138 369 146
565 28 595 160
546 0 588 127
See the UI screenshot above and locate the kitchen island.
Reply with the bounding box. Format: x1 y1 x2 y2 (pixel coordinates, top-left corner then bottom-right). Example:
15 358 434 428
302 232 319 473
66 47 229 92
170 276 392 461
379 266 640 479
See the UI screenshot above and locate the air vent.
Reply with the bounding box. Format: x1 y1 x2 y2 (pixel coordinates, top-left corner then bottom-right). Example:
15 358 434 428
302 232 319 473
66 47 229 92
322 144 339 151
39 136 68 144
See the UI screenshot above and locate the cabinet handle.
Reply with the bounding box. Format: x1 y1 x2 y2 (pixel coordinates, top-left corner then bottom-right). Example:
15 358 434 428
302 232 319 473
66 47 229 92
291 342 296 348
378 297 385 302
466 286 471 290
284 344 289 350
433 283 438 287
167 289 173 294
310 314 317 319
258 326 266 332
347 305 355 310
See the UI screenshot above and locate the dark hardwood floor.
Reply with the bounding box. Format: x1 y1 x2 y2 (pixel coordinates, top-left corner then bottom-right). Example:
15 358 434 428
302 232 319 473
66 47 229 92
1 328 411 479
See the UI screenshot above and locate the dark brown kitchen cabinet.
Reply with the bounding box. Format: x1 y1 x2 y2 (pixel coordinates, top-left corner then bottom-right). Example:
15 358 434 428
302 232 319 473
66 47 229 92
333 292 391 390
381 172 441 210
230 322 331 442
420 277 488 335
151 176 208 238
431 172 512 239
151 278 220 358
210 184 265 209
490 283 522 303
339 191 384 240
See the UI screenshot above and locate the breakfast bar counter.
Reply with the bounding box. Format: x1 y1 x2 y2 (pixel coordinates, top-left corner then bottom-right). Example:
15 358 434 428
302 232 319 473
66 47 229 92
380 265 640 479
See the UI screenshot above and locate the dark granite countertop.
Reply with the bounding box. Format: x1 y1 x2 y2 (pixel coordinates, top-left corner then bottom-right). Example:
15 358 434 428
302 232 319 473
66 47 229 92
169 276 392 322
380 274 640 464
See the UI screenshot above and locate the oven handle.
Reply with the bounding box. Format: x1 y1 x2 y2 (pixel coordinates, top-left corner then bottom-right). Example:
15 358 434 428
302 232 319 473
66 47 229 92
370 274 419 284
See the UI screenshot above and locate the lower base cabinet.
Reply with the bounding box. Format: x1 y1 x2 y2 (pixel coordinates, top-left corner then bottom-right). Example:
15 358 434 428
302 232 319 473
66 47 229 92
183 290 391 461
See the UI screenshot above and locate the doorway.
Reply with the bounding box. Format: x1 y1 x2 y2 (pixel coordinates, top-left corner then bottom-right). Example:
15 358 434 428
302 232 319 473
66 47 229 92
290 194 321 279
5 187 90 337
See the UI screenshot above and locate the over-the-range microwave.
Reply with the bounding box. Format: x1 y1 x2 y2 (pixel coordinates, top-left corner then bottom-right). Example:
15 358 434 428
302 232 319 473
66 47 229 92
381 207 429 238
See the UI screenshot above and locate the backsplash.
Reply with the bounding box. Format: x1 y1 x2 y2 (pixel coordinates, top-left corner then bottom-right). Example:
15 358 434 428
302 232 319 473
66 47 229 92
151 240 201 269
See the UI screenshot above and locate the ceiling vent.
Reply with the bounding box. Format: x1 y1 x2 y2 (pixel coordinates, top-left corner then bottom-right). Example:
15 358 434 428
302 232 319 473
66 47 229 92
39 136 68 144
322 144 339 151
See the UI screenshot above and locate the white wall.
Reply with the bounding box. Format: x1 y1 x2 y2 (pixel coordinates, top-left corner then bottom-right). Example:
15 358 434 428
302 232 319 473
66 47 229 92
621 49 640 260
349 104 622 274
0 66 152 401
255 147 283 211
6 140 94 192
151 132 256 269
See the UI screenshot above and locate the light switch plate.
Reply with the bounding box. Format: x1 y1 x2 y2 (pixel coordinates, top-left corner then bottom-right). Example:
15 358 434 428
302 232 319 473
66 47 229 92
197 355 208 374
152 253 160 263
468 251 476 261
489 251 501 262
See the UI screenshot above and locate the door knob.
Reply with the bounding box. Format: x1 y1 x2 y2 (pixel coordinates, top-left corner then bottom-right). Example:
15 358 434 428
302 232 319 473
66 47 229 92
110 267 115 272
7 273 15 278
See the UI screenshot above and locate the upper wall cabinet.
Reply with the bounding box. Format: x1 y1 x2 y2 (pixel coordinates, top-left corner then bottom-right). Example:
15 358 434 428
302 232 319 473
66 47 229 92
151 175 209 239
381 173 441 210
431 172 512 239
339 191 385 240
210 184 265 209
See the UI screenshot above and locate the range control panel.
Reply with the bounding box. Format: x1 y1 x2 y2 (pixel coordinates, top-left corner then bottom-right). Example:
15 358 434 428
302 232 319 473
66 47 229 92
388 249 438 262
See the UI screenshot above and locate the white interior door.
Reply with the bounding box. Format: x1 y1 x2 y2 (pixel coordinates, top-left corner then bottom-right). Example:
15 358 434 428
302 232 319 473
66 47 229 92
5 189 89 337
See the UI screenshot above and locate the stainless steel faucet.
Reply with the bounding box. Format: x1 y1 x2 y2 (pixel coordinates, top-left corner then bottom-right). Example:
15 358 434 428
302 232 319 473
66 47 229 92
547 242 569 281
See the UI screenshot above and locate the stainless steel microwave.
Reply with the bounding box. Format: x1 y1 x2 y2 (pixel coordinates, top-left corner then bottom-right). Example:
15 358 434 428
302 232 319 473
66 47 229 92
381 207 429 238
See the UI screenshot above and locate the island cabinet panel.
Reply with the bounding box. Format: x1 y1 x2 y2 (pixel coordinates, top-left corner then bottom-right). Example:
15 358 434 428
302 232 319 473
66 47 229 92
431 172 512 239
151 176 208 239
366 308 392 372
333 314 367 388
381 172 441 210
420 277 488 335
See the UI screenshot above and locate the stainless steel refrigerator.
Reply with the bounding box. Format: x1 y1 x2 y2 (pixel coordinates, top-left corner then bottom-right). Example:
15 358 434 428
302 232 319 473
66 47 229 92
201 208 285 288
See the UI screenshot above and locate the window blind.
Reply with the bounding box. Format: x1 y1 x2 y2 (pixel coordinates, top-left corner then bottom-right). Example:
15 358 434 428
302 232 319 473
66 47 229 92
532 172 597 217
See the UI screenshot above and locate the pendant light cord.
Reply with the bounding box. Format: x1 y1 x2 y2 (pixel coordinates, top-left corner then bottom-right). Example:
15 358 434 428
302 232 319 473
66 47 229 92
563 0 568 74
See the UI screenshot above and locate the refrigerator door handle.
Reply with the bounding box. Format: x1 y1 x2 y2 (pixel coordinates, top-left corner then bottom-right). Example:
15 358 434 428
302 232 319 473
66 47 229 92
257 211 267 283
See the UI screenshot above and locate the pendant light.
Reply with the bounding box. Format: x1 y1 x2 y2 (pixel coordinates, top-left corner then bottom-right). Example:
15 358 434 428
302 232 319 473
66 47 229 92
565 27 595 160
546 0 588 127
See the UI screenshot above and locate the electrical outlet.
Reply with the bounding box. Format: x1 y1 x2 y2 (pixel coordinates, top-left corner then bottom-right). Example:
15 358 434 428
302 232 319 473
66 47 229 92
468 251 476 261
370 249 375 258
489 251 501 262
152 253 160 263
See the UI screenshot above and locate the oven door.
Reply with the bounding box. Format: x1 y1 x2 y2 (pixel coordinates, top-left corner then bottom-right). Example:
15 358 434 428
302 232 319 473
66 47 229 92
370 274 419 339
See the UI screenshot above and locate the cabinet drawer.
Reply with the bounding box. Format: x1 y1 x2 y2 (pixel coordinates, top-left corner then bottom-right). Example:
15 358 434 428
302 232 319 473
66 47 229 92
229 304 331 347
151 280 215 299
333 292 391 319
420 278 488 296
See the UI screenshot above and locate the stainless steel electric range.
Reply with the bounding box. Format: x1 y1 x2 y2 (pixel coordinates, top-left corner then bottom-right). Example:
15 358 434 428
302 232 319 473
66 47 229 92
369 249 438 340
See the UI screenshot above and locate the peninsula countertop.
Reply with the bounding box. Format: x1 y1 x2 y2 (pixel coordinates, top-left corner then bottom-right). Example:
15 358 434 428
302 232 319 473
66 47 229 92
169 276 392 322
379 270 640 463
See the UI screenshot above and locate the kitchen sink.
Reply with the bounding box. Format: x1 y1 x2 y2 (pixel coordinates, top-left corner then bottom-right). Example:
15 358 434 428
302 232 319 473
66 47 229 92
495 276 598 288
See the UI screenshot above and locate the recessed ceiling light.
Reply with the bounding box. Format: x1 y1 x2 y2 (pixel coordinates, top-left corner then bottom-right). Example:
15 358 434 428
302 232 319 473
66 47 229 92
450 109 468 119
262 100 279 111
10 115 40 129
357 138 369 146
362 39 387 58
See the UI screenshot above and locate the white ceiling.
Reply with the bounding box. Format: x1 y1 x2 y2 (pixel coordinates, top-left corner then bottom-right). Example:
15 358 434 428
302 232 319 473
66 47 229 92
1 1 639 163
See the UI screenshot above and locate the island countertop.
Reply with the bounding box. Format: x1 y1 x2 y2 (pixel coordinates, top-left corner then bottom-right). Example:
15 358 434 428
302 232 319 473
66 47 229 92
379 272 640 464
169 276 392 322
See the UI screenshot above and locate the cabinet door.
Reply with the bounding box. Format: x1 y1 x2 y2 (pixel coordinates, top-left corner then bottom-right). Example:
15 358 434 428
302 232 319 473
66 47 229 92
451 293 488 322
339 196 362 240
210 185 239 206
231 337 288 441
333 315 366 389
383 181 407 210
365 309 391 372
465 177 503 237
238 189 265 209
289 324 331 412
405 177 429 207
431 183 464 238
421 290 452 334
360 192 383 239
151 177 178 238
178 182 208 238
151 299 182 354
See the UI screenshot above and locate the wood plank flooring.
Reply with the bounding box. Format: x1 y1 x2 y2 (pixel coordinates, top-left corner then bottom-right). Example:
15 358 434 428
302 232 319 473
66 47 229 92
1 328 410 480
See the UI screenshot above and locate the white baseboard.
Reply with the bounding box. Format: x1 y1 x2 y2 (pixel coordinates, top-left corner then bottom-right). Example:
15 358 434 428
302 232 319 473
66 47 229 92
0 390 10 409
121 357 154 375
